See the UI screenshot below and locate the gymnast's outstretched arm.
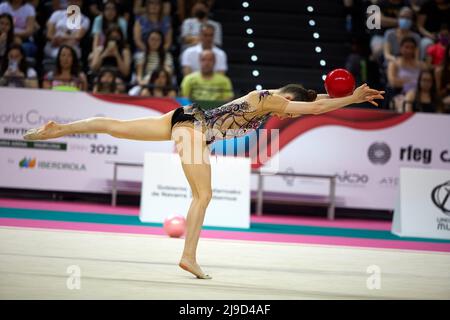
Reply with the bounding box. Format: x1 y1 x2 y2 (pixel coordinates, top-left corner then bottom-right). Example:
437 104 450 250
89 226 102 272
265 84 384 116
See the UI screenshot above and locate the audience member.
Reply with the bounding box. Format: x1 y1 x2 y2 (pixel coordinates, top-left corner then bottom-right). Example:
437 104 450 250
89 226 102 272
435 44 450 112
135 30 174 85
0 43 37 88
0 13 15 65
405 68 442 112
369 0 409 61
180 0 222 51
90 26 131 79
425 24 448 66
93 67 121 94
0 0 37 56
140 67 176 97
43 45 88 91
181 23 226 76
91 0 128 50
181 49 233 101
133 0 172 52
44 0 90 59
383 6 421 64
417 0 450 59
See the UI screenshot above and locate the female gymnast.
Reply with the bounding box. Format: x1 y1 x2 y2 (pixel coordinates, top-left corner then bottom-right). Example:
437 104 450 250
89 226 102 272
23 83 384 279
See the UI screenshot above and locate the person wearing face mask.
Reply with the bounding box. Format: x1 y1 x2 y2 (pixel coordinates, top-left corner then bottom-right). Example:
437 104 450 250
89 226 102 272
180 0 222 51
384 7 421 64
426 24 449 66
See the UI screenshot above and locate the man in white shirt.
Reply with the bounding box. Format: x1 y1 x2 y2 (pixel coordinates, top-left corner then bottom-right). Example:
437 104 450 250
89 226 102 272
181 23 227 76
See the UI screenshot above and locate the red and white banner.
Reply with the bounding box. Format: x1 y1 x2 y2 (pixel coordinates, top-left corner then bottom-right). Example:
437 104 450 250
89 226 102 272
0 88 179 193
1 88 449 211
249 109 450 210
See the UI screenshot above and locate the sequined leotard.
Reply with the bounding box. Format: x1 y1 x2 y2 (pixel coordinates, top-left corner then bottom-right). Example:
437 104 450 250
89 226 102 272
171 90 273 145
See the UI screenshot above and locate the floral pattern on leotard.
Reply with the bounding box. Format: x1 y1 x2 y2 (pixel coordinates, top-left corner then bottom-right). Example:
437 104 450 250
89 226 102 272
258 90 272 102
182 94 272 145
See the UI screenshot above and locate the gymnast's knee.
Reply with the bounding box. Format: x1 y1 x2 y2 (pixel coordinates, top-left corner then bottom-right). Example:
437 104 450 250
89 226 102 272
194 190 212 205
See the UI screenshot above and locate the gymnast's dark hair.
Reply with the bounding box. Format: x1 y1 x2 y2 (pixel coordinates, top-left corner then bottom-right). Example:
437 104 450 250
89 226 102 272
278 84 317 102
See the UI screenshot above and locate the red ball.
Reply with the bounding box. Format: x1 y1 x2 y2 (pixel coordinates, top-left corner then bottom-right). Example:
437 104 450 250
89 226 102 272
324 68 356 98
163 215 186 238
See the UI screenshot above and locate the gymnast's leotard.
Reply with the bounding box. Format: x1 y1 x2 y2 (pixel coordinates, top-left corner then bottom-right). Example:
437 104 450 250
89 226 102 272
171 90 273 145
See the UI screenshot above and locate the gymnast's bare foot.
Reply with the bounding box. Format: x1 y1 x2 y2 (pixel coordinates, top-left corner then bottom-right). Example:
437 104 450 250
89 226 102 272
179 257 212 279
23 121 62 141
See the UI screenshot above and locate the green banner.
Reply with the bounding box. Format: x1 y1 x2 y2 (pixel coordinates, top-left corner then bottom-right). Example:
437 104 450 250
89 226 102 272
0 139 67 151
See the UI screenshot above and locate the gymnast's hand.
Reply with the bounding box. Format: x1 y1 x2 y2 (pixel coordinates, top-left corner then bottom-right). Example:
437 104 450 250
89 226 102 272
351 84 384 107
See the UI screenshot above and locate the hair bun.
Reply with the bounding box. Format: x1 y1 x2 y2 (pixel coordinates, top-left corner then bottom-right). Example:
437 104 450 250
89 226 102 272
307 89 317 101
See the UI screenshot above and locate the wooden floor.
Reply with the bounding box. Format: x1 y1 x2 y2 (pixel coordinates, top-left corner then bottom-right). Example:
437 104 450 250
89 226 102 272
0 227 449 299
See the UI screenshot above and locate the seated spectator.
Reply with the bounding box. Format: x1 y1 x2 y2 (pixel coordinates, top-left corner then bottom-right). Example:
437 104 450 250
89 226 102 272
133 0 171 17
0 0 37 57
383 6 421 64
112 0 135 21
0 43 37 88
181 23 227 76
0 13 14 66
388 37 425 92
91 0 128 50
44 0 90 59
133 0 172 52
387 37 425 110
180 0 222 51
141 67 176 97
435 45 450 112
181 49 233 101
135 30 174 85
43 45 88 91
417 0 450 60
93 67 121 94
405 68 442 112
425 24 448 66
90 26 131 79
83 0 102 20
369 0 408 61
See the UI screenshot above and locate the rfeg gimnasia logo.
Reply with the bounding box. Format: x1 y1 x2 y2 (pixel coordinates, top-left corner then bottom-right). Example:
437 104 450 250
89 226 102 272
368 142 391 165
431 181 450 216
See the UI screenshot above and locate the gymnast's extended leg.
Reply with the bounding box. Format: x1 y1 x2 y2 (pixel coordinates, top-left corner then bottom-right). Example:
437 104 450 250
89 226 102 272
23 110 176 141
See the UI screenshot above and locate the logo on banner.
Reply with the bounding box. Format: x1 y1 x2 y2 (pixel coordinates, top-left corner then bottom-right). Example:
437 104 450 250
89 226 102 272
431 181 450 216
368 142 391 165
19 157 36 168
18 157 86 171
336 171 369 185
282 167 296 186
